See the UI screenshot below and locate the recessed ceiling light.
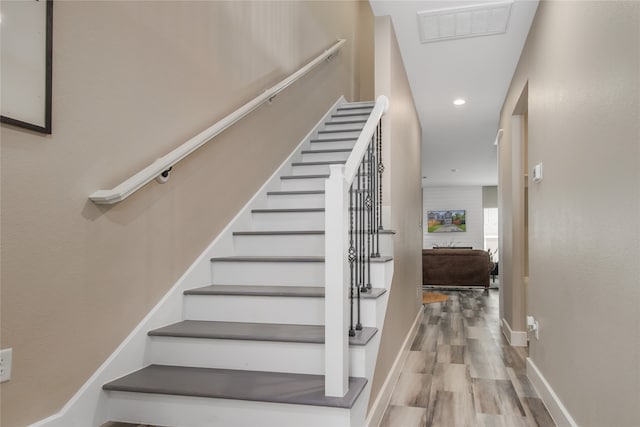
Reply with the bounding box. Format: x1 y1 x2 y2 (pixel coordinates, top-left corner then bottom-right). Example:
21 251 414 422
450 168 458 173
453 98 466 106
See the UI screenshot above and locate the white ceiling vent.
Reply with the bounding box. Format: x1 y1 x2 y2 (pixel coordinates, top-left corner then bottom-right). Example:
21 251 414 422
417 1 513 43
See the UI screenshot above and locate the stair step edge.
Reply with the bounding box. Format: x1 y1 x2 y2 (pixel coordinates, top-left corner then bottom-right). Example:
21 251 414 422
300 149 353 154
251 208 324 213
103 365 367 409
148 320 378 346
183 284 387 299
280 174 330 180
232 229 395 235
325 120 367 125
310 137 358 143
210 256 393 263
291 160 347 166
318 128 362 134
267 190 325 195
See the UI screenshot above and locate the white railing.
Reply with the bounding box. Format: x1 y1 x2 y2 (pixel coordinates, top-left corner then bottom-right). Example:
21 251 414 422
89 39 347 205
324 95 389 397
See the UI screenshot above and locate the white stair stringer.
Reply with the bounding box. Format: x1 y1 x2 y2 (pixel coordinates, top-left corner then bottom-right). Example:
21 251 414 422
30 98 391 427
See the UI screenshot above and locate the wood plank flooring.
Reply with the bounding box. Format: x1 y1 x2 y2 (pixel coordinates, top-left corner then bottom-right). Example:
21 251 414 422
380 289 556 427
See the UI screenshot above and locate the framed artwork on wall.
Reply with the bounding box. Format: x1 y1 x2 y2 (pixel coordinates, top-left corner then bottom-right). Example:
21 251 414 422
427 209 466 233
1 0 53 134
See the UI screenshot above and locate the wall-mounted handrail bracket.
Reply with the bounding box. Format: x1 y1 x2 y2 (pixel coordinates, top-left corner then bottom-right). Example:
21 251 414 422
155 167 173 184
89 39 346 205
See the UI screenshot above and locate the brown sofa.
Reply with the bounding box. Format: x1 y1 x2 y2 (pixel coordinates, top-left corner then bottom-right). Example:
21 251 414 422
422 249 491 288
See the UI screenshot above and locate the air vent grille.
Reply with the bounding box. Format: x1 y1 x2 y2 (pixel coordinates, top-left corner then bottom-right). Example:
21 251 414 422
417 0 513 43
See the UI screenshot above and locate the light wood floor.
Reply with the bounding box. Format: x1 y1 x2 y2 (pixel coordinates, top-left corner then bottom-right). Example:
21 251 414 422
380 288 556 427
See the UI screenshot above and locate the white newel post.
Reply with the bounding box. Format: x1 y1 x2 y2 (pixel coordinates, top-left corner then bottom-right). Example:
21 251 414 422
324 164 350 397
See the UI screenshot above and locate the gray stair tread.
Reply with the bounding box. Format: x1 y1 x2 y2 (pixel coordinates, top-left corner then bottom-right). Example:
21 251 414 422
267 190 325 196
233 230 325 235
301 148 352 154
318 128 362 134
310 137 358 142
252 208 324 213
186 284 326 297
232 229 395 236
184 284 387 299
291 160 347 166
210 256 393 263
337 104 374 111
332 112 371 118
103 364 367 409
325 120 367 125
280 174 330 180
148 320 378 346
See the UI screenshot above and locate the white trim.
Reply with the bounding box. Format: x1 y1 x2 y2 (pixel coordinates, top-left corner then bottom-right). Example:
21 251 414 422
366 308 424 427
88 39 346 205
30 97 346 427
501 317 528 347
527 358 579 427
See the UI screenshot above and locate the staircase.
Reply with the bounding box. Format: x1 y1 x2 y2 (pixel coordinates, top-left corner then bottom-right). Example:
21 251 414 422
100 100 394 427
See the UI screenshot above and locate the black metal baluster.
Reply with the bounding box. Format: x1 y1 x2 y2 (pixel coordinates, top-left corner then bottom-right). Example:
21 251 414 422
355 161 363 331
377 121 384 234
371 127 379 258
365 138 373 291
348 180 356 337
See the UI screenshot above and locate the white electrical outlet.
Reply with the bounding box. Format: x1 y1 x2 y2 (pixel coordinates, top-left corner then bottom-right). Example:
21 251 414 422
0 348 13 383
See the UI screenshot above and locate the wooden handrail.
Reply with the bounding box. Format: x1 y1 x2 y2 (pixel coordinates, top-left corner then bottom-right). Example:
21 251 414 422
89 39 347 205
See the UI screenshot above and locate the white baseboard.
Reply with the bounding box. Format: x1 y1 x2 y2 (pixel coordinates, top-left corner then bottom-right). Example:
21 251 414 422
501 317 528 347
366 307 424 427
527 358 579 427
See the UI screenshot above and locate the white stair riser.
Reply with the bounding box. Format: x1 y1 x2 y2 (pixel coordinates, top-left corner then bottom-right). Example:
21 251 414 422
148 337 368 377
234 234 324 256
309 140 356 150
106 391 356 427
290 163 373 176
184 294 323 324
183 294 380 327
329 114 370 123
210 260 390 287
251 211 324 230
233 233 394 257
211 261 325 286
267 193 325 209
301 151 350 162
315 130 361 139
280 177 327 192
322 123 365 132
291 164 339 176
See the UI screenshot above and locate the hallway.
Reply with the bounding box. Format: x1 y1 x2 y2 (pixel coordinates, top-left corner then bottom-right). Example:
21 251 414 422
380 290 555 427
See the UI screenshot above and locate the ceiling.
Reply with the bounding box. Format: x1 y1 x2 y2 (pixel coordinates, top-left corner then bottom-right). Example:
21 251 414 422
369 0 539 187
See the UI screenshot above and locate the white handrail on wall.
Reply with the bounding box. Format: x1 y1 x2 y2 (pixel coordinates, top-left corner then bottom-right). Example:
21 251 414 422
89 39 347 205
324 95 389 397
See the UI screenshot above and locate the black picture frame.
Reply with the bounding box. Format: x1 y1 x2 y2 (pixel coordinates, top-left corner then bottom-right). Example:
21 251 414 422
1 0 53 134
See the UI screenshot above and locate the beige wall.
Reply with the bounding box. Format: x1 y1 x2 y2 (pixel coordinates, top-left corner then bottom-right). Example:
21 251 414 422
499 1 639 425
0 2 374 426
369 15 423 410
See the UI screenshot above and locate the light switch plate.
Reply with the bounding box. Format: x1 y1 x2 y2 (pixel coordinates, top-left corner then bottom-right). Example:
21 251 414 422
0 348 13 383
532 163 543 183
